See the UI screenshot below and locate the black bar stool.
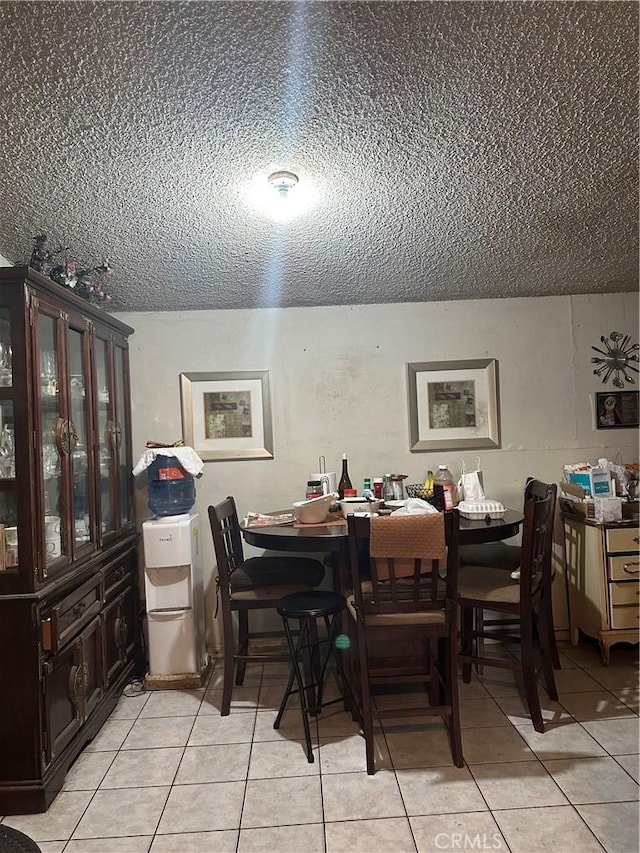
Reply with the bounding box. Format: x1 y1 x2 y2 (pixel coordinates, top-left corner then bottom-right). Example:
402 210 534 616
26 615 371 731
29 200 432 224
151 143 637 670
274 590 349 762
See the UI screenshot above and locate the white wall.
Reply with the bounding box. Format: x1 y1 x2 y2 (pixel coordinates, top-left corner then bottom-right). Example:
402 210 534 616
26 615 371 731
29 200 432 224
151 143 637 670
116 291 639 651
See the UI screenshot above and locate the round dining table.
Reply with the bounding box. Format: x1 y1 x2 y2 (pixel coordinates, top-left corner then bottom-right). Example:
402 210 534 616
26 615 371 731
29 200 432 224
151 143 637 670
241 508 524 589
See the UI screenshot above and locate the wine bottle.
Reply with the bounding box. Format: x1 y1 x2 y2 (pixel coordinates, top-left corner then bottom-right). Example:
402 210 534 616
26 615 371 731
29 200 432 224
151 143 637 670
338 453 353 500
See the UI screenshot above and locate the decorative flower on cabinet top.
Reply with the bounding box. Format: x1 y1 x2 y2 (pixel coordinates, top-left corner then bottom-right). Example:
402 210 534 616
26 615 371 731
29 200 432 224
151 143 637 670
28 234 113 305
591 331 639 388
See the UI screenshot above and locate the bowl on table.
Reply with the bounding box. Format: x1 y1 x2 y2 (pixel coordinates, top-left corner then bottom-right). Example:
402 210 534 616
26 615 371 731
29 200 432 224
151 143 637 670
338 497 382 518
292 492 337 524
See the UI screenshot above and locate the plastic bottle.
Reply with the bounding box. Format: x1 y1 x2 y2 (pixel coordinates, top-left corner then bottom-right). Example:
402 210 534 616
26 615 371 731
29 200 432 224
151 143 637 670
147 455 196 517
338 453 353 500
362 478 375 500
434 464 457 510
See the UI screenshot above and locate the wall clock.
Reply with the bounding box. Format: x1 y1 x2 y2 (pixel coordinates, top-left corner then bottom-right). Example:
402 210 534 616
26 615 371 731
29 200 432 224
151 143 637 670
591 331 639 388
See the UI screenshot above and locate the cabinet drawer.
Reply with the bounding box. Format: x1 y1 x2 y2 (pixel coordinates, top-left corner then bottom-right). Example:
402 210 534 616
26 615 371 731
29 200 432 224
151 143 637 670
102 558 133 602
608 554 640 581
609 581 640 607
42 576 102 653
606 527 640 554
610 604 640 630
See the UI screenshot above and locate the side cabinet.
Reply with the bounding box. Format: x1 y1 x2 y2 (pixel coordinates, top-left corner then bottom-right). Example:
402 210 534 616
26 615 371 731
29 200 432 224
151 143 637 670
0 266 138 815
563 513 639 664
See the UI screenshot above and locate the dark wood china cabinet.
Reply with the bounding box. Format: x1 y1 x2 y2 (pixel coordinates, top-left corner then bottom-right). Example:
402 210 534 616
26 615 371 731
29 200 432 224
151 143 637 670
0 266 138 814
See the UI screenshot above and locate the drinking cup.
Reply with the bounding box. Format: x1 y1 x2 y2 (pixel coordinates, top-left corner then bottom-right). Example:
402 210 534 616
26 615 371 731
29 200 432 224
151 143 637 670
44 516 61 538
46 536 61 558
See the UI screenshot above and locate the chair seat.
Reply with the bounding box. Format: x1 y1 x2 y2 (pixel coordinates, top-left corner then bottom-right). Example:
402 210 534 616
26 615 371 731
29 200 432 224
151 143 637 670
277 589 346 619
458 564 521 605
459 542 521 570
231 583 313 602
346 594 446 626
230 555 325 590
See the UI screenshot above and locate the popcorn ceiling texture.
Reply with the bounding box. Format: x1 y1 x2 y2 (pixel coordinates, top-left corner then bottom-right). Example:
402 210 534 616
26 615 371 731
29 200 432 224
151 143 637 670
0 1 636 312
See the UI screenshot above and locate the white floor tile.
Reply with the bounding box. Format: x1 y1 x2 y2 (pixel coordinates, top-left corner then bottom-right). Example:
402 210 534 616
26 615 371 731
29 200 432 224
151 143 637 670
576 801 640 853
410 811 506 853
396 765 487 816
241 776 323 828
326 816 416 853
542 755 639 804
493 804 604 852
156 782 245 833
470 760 568 810
238 822 324 852
322 770 405 822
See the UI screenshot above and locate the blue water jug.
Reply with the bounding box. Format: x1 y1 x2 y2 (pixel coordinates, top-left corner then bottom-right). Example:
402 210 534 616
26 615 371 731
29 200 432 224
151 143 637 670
147 455 196 517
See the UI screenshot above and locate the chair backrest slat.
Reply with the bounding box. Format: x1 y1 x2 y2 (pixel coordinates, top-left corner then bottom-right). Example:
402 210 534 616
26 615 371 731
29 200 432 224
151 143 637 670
208 496 245 591
519 480 557 606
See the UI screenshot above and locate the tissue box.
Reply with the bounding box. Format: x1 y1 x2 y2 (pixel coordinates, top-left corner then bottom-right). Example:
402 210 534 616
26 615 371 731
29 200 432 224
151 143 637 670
594 496 622 523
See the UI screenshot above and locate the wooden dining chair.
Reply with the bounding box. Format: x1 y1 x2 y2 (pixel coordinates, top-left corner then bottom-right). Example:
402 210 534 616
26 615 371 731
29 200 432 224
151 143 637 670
459 477 561 671
346 510 463 774
208 497 325 715
457 480 558 732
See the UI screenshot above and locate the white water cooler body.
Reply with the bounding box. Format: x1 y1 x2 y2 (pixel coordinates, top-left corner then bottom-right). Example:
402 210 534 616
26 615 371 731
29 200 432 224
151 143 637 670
143 514 207 677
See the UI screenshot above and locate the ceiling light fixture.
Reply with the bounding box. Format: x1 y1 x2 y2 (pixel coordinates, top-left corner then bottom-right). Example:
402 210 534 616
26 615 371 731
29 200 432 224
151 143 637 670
268 170 299 197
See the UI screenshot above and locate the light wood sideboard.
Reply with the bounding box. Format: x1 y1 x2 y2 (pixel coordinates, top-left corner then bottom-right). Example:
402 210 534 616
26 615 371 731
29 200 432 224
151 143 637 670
562 513 639 664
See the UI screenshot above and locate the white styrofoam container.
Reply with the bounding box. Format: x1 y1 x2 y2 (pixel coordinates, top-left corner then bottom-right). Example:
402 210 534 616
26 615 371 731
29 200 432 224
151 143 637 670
457 499 506 519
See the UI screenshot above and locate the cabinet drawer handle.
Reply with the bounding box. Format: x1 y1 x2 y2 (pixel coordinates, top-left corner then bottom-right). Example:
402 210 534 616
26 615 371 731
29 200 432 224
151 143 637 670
634 536 640 545
72 602 87 617
623 562 640 574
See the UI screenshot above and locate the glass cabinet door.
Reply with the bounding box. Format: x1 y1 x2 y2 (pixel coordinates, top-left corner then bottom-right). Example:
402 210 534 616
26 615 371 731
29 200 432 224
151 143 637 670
68 324 95 553
0 307 17 576
94 334 115 539
114 343 132 529
38 310 66 576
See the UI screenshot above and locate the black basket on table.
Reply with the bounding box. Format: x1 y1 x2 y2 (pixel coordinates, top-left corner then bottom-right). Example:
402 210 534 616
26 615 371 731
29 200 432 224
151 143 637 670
404 483 446 511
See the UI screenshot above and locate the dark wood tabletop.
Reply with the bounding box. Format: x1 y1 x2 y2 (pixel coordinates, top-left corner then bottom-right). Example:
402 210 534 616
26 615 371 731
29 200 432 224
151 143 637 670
241 508 524 552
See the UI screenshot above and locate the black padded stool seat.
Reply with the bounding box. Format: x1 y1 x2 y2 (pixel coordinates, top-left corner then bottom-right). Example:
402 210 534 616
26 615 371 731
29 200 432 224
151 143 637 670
0 826 42 852
275 590 350 763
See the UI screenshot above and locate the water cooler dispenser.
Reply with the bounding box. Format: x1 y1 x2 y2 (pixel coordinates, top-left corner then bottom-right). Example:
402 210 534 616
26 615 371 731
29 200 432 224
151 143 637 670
143 514 209 687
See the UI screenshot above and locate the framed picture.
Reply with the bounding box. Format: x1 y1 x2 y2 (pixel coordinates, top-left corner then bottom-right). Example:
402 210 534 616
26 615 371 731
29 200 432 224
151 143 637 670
180 370 274 461
595 391 639 430
407 359 501 452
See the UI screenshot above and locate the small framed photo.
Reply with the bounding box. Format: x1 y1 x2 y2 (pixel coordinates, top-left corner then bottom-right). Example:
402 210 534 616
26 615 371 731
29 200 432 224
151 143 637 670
407 358 501 452
180 370 273 461
595 391 639 430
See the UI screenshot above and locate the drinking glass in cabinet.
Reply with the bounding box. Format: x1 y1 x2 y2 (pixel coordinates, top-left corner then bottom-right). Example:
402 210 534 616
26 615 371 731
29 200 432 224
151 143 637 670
39 350 58 396
0 425 15 479
0 343 12 387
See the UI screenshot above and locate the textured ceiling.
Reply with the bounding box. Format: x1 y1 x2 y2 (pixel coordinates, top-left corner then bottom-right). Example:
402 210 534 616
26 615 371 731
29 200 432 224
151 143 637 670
0 1 637 312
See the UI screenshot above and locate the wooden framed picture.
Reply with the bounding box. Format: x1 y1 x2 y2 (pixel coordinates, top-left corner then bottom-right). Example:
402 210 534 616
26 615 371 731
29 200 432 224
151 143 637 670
595 391 639 430
180 370 273 461
407 359 501 452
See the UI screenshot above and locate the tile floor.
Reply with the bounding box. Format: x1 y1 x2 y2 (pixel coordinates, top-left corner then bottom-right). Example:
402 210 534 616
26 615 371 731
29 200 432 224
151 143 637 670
1 640 638 853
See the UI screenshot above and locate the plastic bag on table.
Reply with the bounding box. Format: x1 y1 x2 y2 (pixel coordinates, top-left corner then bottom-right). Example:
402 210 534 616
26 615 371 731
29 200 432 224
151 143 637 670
390 498 440 516
597 456 630 496
457 456 485 502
